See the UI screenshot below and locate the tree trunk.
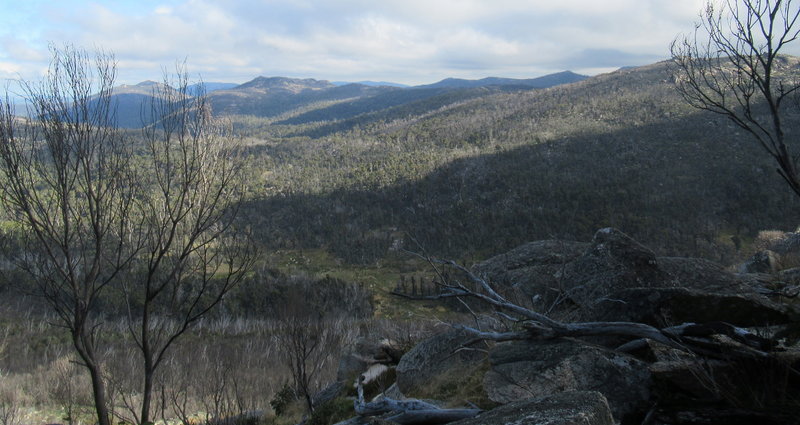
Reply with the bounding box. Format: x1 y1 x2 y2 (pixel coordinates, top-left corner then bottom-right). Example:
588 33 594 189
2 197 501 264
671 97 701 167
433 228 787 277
86 361 111 425
141 366 154 425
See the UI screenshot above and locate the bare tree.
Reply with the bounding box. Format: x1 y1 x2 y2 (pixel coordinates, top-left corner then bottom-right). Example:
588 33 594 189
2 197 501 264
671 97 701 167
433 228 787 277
0 47 254 425
0 45 136 425
0 392 20 425
671 0 800 196
123 67 255 425
275 284 355 414
393 255 778 358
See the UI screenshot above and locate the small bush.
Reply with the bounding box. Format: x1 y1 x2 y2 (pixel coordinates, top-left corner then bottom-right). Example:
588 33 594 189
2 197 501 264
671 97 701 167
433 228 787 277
269 383 297 417
306 397 354 425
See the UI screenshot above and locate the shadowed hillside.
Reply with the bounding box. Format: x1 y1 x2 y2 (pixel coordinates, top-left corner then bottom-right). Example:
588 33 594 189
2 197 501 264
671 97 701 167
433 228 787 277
237 60 800 264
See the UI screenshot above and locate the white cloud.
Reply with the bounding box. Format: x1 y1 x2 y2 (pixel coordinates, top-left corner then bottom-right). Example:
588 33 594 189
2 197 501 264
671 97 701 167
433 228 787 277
0 61 22 76
153 5 172 15
6 0 789 85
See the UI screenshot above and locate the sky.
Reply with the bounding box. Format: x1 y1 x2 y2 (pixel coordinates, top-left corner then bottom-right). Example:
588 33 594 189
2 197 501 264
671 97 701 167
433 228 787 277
0 0 742 86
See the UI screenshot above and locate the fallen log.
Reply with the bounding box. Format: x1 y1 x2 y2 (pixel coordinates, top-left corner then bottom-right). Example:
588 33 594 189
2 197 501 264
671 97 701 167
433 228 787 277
352 375 482 424
393 255 783 360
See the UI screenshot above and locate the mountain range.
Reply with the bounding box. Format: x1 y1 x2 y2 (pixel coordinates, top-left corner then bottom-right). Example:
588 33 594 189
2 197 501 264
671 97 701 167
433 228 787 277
104 71 588 128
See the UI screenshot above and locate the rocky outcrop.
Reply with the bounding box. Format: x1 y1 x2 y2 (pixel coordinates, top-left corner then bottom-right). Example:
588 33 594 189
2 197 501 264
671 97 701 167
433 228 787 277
395 330 486 397
474 229 673 310
657 256 753 292
450 391 614 425
473 240 589 302
559 228 668 309
761 230 800 256
739 249 782 274
484 338 650 421
477 228 793 319
584 287 798 327
359 228 800 425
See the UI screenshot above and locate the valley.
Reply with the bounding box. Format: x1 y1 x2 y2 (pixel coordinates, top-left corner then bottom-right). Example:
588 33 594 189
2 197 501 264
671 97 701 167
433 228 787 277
2 56 800 425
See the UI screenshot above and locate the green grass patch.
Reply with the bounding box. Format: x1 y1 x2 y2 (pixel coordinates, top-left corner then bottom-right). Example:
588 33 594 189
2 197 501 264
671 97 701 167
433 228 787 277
263 248 461 320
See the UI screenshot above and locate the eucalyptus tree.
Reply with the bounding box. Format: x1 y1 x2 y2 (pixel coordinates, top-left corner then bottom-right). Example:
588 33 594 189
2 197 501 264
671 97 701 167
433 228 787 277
124 69 255 425
0 46 134 425
0 46 254 425
671 0 800 196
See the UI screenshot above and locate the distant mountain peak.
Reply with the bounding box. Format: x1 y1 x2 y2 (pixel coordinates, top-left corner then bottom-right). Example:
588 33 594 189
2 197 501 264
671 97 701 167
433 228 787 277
235 76 334 93
416 71 588 89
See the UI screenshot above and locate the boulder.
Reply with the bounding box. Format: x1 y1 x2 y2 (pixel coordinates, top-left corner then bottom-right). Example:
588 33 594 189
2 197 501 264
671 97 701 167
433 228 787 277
649 359 732 402
658 257 752 293
739 250 782 274
395 330 486 397
584 287 798 327
450 391 614 425
377 383 405 401
648 350 800 424
337 338 401 383
475 229 784 318
484 338 650 421
312 381 346 408
765 231 800 255
558 228 668 309
473 239 590 301
778 267 800 285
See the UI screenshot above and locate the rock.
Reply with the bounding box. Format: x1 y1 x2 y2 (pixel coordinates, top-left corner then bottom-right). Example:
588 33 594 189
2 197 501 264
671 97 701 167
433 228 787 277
658 257 752 293
474 229 779 316
312 381 346 409
778 267 800 284
560 228 668 309
450 391 614 425
739 250 782 274
585 287 799 327
649 359 731 402
376 383 405 401
652 406 798 425
395 330 486 397
337 338 400 383
649 350 800 424
475 228 671 313
473 239 589 301
765 231 800 255
484 338 650 422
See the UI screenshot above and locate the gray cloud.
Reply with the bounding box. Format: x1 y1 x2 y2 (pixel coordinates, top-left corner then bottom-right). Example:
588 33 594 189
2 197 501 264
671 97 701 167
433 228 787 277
6 0 790 86
560 49 665 70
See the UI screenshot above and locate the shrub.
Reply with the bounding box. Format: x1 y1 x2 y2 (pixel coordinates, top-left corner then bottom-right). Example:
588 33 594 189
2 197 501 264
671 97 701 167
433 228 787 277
269 383 296 417
306 397 354 425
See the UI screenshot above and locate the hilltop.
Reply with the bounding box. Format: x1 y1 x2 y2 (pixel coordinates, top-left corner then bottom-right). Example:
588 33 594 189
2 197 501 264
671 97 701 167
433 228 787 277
415 70 588 89
97 70 588 128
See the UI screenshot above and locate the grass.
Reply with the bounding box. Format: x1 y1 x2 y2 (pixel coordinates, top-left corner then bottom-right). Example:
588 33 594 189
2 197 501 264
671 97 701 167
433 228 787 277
263 248 461 320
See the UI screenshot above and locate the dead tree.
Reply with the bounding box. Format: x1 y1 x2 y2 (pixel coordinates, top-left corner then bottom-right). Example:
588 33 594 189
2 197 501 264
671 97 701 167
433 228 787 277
353 376 482 425
121 68 256 425
276 287 350 414
671 0 800 197
0 46 134 425
392 257 778 359
0 47 255 425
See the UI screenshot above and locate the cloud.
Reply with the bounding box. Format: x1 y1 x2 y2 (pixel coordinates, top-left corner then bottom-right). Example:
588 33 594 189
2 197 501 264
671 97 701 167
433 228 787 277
2 0 761 85
561 49 664 69
0 61 22 77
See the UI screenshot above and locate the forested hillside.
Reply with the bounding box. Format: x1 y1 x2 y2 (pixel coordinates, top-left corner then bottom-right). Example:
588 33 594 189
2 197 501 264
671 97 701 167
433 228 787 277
4 52 800 425
234 60 800 265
